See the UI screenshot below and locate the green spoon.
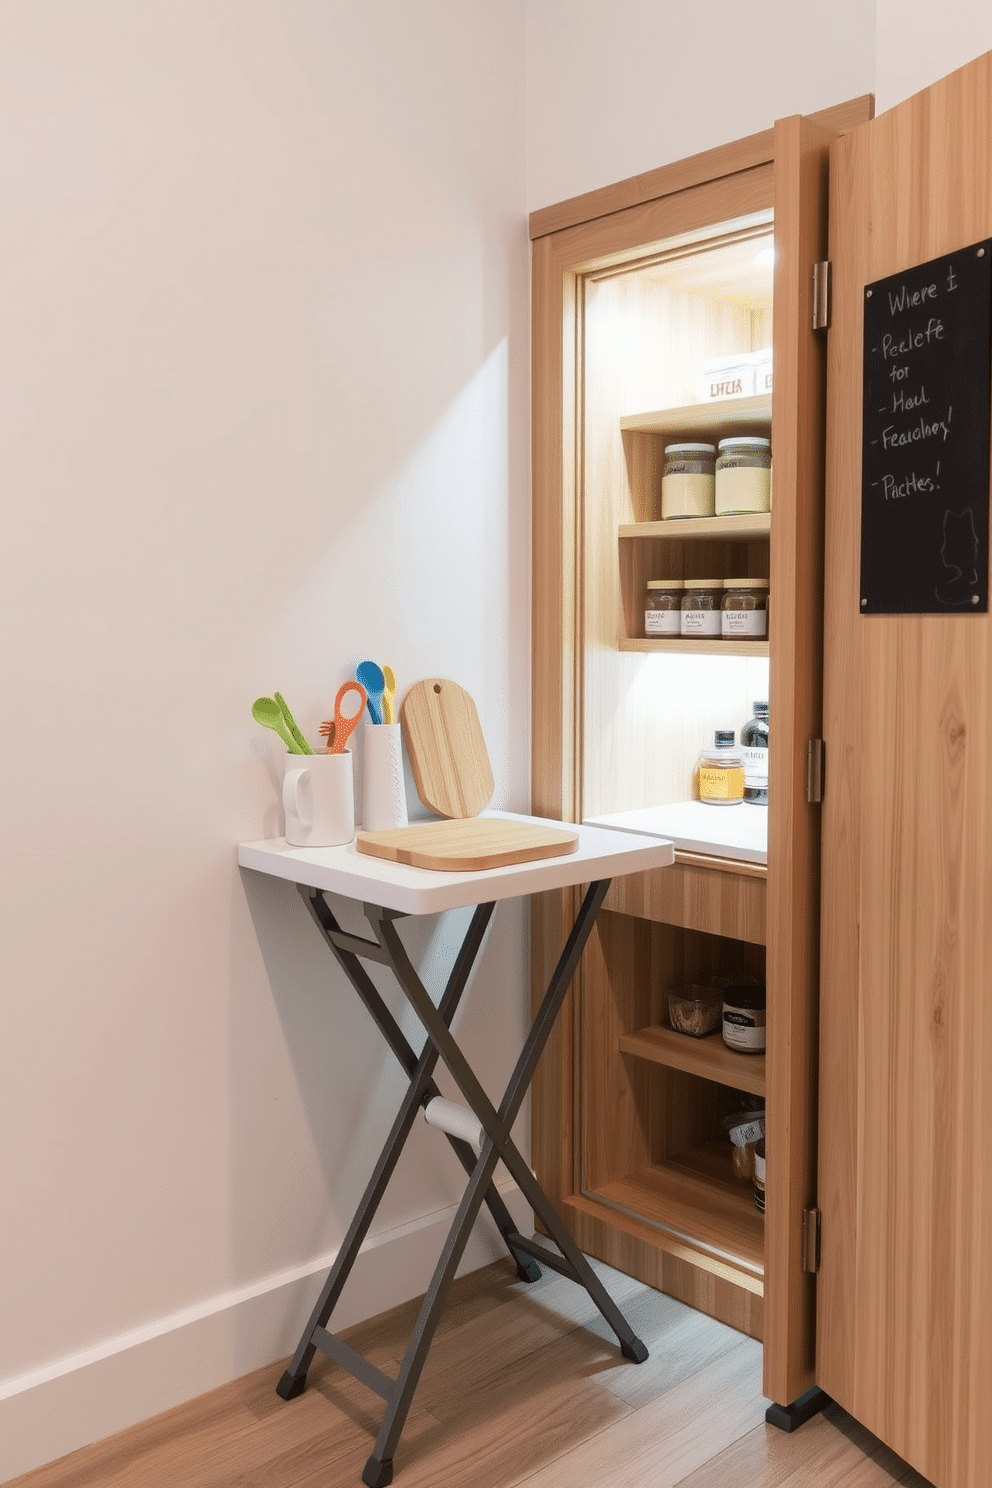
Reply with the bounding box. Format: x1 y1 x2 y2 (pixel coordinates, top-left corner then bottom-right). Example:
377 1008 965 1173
252 696 303 753
274 691 312 754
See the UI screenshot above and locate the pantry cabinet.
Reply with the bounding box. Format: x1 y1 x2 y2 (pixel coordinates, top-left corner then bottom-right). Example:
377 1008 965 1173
529 96 872 1415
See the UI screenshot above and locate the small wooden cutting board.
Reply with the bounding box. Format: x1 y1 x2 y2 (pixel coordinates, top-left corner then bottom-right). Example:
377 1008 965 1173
356 817 579 872
401 678 495 819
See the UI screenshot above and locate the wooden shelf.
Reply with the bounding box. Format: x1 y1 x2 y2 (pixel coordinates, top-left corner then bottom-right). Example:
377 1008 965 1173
620 393 771 438
619 513 771 541
620 1023 766 1098
619 637 769 657
584 1154 765 1281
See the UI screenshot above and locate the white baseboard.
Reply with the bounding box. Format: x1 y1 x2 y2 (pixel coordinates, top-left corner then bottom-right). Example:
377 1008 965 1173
0 1181 532 1483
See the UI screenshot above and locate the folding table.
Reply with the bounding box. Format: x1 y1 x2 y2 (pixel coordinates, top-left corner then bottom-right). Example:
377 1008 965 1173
238 810 674 1486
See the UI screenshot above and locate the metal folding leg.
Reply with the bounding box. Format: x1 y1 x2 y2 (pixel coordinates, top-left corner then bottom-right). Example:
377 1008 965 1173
277 879 647 1488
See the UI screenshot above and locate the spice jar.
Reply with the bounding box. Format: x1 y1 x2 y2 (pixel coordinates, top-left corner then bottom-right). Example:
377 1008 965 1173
661 443 716 519
667 985 722 1038
715 437 772 515
721 578 769 640
644 579 684 637
680 579 724 638
753 1138 766 1211
722 981 767 1053
697 730 744 805
741 701 769 805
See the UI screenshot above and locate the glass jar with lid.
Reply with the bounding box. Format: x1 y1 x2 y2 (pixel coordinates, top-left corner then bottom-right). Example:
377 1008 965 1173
715 437 772 515
680 578 724 637
661 443 716 519
644 579 684 637
721 578 769 639
696 729 744 805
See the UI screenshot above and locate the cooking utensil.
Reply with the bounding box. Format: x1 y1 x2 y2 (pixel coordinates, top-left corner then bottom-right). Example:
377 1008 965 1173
356 816 577 871
356 660 385 725
324 680 367 754
400 678 494 818
274 691 312 754
318 720 336 751
381 664 397 725
252 696 304 753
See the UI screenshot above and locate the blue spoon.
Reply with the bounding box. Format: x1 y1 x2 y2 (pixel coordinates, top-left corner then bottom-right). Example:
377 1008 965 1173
356 660 385 725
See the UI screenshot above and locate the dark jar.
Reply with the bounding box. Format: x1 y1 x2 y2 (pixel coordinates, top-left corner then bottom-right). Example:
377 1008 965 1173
741 701 769 805
722 981 767 1053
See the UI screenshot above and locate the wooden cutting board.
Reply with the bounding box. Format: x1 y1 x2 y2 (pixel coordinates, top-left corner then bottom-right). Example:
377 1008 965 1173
401 678 495 818
356 817 578 872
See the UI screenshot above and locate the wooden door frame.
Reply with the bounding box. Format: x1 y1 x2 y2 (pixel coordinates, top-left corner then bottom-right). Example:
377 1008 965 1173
528 94 873 1405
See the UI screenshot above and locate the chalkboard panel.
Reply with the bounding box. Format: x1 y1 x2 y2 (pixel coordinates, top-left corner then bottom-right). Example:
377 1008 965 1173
860 240 992 614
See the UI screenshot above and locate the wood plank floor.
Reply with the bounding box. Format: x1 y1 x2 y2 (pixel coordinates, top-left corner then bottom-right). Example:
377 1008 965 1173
5 1255 934 1488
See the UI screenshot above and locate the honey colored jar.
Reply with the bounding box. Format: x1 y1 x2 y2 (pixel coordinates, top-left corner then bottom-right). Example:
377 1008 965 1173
697 730 745 805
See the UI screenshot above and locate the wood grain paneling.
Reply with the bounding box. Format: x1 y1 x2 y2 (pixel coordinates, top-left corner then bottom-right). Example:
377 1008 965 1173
604 862 766 943
818 51 992 1488
761 111 834 1411
563 1194 764 1340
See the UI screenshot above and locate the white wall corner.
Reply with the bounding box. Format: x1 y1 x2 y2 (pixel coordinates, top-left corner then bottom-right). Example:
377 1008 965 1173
0 1183 532 1483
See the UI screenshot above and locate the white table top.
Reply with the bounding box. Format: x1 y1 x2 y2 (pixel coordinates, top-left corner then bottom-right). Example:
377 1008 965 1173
585 800 767 865
238 810 674 916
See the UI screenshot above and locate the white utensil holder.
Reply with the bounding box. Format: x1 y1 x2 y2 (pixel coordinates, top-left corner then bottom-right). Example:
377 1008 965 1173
362 722 408 832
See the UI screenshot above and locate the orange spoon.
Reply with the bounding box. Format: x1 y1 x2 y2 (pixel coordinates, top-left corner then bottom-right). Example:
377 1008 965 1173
323 681 367 754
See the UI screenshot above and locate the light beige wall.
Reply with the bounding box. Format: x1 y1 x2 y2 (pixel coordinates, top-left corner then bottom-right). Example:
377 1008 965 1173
0 2 529 1475
524 0 877 212
876 0 992 111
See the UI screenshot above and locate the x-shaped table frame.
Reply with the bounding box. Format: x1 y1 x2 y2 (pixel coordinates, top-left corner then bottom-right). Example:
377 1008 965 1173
275 878 648 1487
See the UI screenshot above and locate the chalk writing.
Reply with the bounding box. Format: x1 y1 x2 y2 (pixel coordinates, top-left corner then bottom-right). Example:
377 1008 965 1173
860 240 991 613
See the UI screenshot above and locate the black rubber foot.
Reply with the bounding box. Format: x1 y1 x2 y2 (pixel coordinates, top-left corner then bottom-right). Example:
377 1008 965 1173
620 1336 649 1363
276 1370 307 1401
515 1255 543 1283
766 1386 830 1432
362 1455 394 1487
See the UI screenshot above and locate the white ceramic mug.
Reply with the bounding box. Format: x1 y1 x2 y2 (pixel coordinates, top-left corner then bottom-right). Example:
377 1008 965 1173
362 722 408 832
282 751 355 848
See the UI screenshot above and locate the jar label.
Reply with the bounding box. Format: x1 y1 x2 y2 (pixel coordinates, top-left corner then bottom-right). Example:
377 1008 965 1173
743 745 768 788
715 466 771 515
723 1007 767 1050
681 610 722 636
645 609 681 636
661 473 715 519
699 765 744 800
721 608 768 638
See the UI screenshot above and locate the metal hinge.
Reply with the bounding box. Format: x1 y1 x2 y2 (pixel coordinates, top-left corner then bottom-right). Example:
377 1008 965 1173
802 1207 822 1273
812 261 831 330
806 739 825 804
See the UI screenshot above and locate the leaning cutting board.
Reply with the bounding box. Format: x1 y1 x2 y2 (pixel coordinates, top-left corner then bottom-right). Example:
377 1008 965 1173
356 817 578 872
401 678 495 818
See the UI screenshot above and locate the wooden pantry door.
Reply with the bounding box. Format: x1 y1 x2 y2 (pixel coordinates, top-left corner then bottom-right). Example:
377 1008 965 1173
817 50 992 1488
